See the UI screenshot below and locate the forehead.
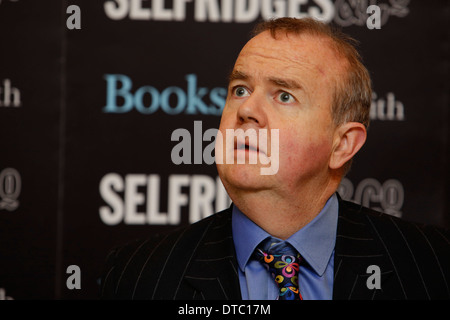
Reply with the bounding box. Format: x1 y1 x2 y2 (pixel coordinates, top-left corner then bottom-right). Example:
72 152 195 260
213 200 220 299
233 31 345 87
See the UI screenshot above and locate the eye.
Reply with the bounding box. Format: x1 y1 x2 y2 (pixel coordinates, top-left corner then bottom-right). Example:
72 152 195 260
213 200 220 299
277 92 295 103
233 86 250 97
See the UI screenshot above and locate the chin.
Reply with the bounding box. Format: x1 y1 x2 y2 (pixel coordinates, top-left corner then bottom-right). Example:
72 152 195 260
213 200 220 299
218 164 272 192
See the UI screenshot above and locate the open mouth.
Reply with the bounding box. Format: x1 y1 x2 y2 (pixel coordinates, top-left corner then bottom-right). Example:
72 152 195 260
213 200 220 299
234 138 266 156
236 142 258 152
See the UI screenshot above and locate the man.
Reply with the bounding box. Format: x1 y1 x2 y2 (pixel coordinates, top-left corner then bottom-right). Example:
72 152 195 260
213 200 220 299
100 18 450 300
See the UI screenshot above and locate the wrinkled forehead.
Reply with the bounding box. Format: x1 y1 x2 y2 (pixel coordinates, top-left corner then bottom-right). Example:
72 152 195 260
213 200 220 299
236 30 347 85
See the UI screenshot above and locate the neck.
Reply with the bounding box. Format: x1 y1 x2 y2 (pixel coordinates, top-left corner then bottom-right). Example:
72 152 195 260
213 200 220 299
228 177 340 240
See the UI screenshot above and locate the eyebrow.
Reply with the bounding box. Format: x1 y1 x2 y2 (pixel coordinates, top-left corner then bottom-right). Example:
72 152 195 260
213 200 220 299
228 70 302 90
268 77 302 90
228 70 248 82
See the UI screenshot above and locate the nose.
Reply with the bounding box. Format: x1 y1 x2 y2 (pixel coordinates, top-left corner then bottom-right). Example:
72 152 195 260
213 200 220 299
236 90 267 128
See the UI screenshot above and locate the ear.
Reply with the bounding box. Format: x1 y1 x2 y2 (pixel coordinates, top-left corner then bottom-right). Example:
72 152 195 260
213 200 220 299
329 122 367 170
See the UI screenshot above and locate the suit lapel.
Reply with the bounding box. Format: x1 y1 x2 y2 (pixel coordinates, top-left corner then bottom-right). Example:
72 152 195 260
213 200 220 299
178 198 401 300
182 207 242 300
333 197 395 299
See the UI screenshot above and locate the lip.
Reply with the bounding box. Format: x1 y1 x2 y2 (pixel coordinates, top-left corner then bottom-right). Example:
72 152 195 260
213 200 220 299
234 138 267 156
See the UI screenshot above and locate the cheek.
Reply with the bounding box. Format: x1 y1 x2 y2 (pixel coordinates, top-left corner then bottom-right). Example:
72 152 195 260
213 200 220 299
218 103 237 132
279 132 333 174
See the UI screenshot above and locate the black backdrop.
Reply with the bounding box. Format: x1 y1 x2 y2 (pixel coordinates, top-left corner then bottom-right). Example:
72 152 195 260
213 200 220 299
0 0 449 300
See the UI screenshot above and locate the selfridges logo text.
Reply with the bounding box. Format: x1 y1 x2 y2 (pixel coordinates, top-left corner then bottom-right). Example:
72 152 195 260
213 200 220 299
338 177 404 218
334 0 410 28
103 74 226 115
103 0 409 26
104 0 335 22
99 173 231 225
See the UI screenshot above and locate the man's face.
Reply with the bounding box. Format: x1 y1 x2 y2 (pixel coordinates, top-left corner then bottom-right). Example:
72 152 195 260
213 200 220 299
216 31 344 198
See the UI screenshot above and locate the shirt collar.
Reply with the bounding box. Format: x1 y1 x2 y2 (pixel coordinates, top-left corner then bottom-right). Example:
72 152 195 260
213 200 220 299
232 193 339 277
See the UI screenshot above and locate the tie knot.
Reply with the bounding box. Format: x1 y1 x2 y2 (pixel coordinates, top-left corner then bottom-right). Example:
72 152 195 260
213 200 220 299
257 237 298 257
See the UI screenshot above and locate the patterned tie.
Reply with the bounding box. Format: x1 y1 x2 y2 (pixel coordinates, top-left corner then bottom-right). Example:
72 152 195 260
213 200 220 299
254 237 303 300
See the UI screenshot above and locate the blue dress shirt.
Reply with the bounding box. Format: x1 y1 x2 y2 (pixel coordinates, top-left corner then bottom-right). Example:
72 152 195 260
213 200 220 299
232 193 339 300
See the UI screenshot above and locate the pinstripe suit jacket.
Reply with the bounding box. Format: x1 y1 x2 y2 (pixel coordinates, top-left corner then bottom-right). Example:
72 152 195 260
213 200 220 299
100 197 450 300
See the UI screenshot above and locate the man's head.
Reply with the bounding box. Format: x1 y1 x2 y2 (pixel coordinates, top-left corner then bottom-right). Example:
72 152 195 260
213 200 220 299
216 17 371 205
253 17 372 129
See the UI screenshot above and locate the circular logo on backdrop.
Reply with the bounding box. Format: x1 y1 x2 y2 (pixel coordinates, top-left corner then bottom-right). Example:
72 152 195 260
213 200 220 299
0 168 21 211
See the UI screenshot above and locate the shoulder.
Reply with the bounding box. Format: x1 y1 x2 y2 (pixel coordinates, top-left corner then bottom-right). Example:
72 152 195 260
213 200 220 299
338 198 450 298
339 198 450 250
99 207 233 299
